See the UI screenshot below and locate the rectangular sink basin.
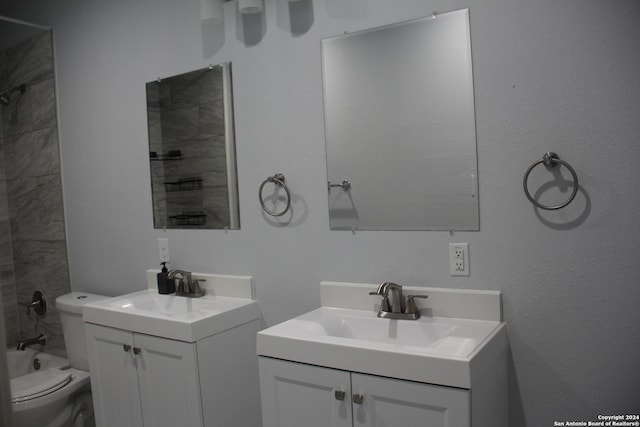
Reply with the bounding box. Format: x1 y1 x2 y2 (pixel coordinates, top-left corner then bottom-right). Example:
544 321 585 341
84 290 259 342
280 308 461 348
257 307 507 388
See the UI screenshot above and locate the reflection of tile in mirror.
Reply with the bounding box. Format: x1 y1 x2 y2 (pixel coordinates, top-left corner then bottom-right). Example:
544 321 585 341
146 64 239 230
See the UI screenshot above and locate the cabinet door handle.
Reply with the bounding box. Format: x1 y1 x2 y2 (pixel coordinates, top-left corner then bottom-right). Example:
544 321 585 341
334 390 345 401
123 344 131 352
133 347 141 355
353 394 364 405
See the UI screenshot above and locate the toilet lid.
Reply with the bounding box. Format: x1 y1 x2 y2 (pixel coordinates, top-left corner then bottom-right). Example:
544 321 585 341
10 368 72 403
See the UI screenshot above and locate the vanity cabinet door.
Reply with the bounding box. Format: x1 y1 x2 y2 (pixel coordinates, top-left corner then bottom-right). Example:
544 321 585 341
351 373 470 427
85 323 144 427
135 333 203 427
86 324 204 427
259 357 352 427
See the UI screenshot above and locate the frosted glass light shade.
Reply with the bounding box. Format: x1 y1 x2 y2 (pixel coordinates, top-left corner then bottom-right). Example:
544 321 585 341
238 0 263 14
201 0 224 24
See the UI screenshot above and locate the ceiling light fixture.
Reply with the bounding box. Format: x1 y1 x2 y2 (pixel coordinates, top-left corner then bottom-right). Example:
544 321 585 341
200 0 225 24
238 0 263 14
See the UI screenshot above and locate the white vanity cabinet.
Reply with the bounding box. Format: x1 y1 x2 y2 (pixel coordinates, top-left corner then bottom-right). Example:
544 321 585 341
256 282 509 427
85 323 204 427
259 357 470 427
82 276 263 427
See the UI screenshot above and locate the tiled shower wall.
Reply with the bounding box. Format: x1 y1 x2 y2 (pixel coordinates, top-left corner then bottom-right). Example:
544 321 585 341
0 30 70 356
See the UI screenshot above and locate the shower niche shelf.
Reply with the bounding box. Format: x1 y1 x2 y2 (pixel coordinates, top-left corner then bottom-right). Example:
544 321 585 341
164 177 203 192
168 211 207 227
149 150 183 161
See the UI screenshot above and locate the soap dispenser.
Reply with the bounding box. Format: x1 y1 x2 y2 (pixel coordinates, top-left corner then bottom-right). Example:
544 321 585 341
157 262 175 294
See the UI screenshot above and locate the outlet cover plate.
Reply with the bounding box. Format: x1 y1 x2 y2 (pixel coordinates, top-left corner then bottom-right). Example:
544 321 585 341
449 243 469 276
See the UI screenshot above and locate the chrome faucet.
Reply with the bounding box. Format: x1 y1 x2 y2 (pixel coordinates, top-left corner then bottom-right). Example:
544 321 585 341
369 282 405 313
167 269 204 298
369 282 428 320
16 333 47 351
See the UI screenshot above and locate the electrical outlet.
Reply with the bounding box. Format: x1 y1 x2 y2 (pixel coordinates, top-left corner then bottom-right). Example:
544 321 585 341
449 243 469 276
158 238 170 263
454 246 465 259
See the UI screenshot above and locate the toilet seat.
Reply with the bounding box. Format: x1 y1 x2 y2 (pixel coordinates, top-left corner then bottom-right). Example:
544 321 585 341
10 368 72 403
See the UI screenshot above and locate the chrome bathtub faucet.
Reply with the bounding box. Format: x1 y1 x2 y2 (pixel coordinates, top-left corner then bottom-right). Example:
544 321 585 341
16 333 47 351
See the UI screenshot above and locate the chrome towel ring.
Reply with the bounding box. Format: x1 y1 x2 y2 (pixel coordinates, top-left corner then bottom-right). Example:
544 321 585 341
259 173 291 217
523 152 578 210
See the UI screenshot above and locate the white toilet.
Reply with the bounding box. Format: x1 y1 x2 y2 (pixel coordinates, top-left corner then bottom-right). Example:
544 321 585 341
11 292 106 427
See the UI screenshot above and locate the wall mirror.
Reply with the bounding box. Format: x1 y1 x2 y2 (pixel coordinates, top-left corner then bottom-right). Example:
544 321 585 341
146 63 239 229
322 9 479 231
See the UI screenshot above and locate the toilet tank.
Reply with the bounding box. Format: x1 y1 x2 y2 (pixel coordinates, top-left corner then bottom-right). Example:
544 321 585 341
56 292 107 371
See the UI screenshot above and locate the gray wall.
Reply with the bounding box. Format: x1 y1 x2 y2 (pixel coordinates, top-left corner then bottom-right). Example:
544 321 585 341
0 30 70 354
3 0 639 424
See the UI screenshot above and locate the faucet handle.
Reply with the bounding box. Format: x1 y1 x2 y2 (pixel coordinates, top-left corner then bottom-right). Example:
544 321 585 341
405 295 429 315
26 291 47 316
369 292 391 312
191 279 204 295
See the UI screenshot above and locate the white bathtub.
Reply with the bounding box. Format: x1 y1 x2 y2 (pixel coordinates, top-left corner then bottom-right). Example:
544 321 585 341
7 348 94 427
